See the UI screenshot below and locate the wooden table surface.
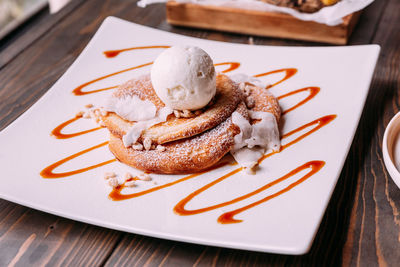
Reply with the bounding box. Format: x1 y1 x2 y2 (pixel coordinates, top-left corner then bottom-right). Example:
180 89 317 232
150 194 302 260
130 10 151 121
0 0 399 265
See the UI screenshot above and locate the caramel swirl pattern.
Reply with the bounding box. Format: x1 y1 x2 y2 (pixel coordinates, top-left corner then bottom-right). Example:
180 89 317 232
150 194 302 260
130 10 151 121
41 45 337 224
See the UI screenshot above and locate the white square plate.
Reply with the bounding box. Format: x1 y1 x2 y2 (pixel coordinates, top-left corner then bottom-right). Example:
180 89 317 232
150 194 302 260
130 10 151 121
0 17 379 255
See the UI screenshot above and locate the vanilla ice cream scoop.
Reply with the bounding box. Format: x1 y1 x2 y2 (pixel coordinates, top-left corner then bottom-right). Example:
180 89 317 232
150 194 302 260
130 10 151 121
150 46 216 110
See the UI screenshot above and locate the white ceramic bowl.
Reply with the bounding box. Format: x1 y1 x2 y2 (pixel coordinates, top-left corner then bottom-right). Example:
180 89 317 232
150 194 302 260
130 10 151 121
383 111 400 189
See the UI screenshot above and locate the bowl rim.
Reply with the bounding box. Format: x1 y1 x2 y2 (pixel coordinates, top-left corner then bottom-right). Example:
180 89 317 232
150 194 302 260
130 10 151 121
383 111 400 189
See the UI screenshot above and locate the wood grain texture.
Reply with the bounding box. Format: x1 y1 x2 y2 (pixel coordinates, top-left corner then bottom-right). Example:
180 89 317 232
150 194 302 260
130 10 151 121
0 0 397 265
0 0 86 70
342 0 400 265
0 200 122 266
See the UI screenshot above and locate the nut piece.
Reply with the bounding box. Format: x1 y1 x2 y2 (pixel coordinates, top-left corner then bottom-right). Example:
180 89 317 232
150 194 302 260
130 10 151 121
85 103 94 109
108 177 119 187
243 85 252 96
173 110 181 118
173 109 198 118
143 138 152 151
83 111 91 119
100 109 108 116
132 143 144 151
245 96 255 109
125 180 136 187
182 110 193 118
104 172 116 180
124 172 133 180
89 110 96 119
76 111 84 117
239 82 246 91
244 162 258 175
156 145 166 152
138 173 152 181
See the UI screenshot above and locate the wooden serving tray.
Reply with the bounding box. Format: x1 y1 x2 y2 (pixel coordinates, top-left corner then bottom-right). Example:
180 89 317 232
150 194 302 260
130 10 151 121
166 1 361 44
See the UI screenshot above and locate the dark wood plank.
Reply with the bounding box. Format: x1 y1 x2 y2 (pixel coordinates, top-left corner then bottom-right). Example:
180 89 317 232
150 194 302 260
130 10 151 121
0 0 395 265
341 0 400 265
0 200 122 266
0 0 86 70
348 0 389 44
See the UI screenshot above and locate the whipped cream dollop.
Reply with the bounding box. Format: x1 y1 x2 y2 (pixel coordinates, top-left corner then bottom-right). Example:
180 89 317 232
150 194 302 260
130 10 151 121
104 94 172 147
122 107 172 147
104 94 157 121
151 46 216 110
230 110 280 173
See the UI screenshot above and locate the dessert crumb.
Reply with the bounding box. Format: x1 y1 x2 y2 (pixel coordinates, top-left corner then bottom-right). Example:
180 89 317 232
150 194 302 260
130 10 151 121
108 177 119 187
138 173 152 181
124 172 133 179
132 143 144 150
173 110 181 118
244 85 252 96
89 110 96 119
125 180 136 187
85 103 94 109
182 110 192 118
76 111 84 117
156 145 166 152
100 109 108 116
83 111 91 119
244 162 258 175
245 96 255 109
104 172 116 180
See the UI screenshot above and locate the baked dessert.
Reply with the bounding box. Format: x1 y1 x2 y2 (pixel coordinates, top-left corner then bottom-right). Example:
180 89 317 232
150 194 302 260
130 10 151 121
100 46 281 174
261 0 340 13
102 74 242 146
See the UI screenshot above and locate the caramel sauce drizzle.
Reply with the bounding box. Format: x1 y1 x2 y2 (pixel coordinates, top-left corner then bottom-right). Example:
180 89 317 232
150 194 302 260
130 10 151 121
218 161 325 224
174 161 324 223
42 45 337 224
44 84 318 178
110 161 230 201
51 115 101 139
72 62 153 95
110 114 335 221
267 115 337 160
277 87 320 115
72 62 240 96
254 68 298 88
171 115 335 221
214 62 241 73
40 142 116 178
104 45 171 58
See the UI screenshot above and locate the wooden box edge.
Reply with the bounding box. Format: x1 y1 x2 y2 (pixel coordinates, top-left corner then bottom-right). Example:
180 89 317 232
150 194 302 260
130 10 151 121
166 1 361 45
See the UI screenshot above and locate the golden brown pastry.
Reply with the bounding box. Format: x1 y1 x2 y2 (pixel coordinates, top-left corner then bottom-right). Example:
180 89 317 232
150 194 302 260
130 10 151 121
102 75 281 174
102 74 242 145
